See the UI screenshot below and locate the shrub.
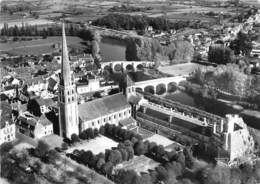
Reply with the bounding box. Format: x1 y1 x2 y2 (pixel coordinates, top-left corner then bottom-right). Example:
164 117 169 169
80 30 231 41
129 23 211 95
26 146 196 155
71 134 80 143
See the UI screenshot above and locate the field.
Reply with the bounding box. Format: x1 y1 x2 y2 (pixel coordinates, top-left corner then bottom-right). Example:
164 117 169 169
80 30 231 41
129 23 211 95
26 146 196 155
158 63 203 76
66 135 118 154
113 155 160 174
1 0 257 30
0 36 85 56
145 134 175 147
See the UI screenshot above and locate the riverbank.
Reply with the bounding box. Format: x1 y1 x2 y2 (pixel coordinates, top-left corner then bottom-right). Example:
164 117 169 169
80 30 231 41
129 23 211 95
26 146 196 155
171 81 260 130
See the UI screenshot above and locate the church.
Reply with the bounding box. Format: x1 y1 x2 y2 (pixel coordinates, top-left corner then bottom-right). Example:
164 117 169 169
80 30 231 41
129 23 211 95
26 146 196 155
58 24 132 138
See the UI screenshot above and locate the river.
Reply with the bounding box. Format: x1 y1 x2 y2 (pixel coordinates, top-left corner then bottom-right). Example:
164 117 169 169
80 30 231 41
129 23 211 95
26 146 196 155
164 90 243 117
99 37 250 123
100 37 126 62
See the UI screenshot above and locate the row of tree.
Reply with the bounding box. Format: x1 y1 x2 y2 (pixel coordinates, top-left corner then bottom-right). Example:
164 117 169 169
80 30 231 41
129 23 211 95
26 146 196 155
92 13 213 32
0 23 96 41
67 123 196 183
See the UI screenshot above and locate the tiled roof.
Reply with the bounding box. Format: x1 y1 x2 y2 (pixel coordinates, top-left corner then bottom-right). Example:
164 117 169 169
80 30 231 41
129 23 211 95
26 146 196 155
38 114 52 126
119 117 136 127
34 97 55 107
79 93 130 122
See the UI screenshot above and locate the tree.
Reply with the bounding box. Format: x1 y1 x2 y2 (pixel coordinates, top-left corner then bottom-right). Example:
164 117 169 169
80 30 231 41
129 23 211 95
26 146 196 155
99 126 105 135
79 131 88 140
116 170 140 184
230 31 253 56
107 150 122 165
71 134 80 143
208 44 234 64
156 166 169 182
119 148 128 161
183 147 194 169
46 149 60 163
94 128 99 137
101 161 113 176
0 142 13 155
35 140 50 158
61 142 68 150
125 146 134 160
86 128 94 139
96 157 106 170
81 150 93 166
134 140 146 156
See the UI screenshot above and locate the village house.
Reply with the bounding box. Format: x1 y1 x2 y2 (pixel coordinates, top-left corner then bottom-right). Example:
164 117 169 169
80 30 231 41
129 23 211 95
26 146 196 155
16 112 53 139
0 101 16 145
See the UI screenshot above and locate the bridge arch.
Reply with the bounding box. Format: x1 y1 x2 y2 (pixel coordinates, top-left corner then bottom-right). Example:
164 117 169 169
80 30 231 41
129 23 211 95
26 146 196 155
114 64 122 72
126 64 134 72
136 64 144 71
144 85 155 94
167 82 177 92
156 83 166 95
135 87 143 93
104 65 112 72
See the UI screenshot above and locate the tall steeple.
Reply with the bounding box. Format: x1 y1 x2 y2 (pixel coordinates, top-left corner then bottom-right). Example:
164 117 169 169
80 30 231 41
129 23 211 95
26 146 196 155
58 22 79 138
61 23 71 86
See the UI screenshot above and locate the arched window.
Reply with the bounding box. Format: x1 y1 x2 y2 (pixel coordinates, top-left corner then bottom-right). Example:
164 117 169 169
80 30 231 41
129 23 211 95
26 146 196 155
68 98 70 103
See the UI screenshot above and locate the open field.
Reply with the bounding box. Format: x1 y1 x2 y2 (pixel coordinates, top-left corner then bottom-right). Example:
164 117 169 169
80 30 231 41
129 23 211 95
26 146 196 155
114 155 160 174
66 135 118 154
158 63 203 76
0 36 84 56
1 0 257 29
145 134 174 147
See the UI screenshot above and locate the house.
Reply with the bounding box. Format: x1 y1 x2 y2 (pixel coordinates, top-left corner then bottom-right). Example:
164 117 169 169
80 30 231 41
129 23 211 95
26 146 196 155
27 97 55 116
0 101 16 145
78 93 131 131
16 112 53 139
76 78 101 94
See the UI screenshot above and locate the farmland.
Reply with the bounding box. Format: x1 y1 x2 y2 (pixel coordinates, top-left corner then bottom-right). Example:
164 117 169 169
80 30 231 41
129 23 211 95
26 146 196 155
0 36 85 56
1 0 256 30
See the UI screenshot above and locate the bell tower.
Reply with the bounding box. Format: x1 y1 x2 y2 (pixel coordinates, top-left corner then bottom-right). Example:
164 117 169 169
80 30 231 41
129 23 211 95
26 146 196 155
58 23 79 138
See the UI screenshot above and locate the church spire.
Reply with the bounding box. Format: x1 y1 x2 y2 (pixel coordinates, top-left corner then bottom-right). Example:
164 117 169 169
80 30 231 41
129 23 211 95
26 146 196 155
61 23 71 86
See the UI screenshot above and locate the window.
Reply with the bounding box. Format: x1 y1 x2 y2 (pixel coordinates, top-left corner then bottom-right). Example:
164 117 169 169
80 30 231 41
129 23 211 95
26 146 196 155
98 120 100 124
124 111 126 116
109 116 111 121
68 91 69 95
103 118 106 122
114 115 116 119
119 113 121 117
92 122 94 126
129 110 131 114
68 98 70 103
72 97 74 101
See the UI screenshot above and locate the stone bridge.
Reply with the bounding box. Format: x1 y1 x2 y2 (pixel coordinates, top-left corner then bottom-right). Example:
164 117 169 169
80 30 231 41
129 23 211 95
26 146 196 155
127 76 187 96
101 61 155 72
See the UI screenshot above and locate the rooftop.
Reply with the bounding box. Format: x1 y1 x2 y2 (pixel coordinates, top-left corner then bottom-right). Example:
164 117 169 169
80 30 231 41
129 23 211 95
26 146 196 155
79 93 130 122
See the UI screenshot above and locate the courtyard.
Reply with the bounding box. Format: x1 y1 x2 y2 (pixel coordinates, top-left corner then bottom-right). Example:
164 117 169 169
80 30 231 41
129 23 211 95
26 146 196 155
113 155 160 175
66 135 118 154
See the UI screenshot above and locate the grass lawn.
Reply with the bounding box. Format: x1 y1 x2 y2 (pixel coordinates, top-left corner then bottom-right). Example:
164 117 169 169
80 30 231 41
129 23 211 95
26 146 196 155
0 36 85 56
158 63 202 76
66 135 118 154
145 134 175 147
114 155 160 174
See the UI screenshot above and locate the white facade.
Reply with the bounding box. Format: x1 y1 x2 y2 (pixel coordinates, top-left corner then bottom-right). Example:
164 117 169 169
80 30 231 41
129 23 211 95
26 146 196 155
0 122 16 145
34 123 53 139
77 79 100 94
